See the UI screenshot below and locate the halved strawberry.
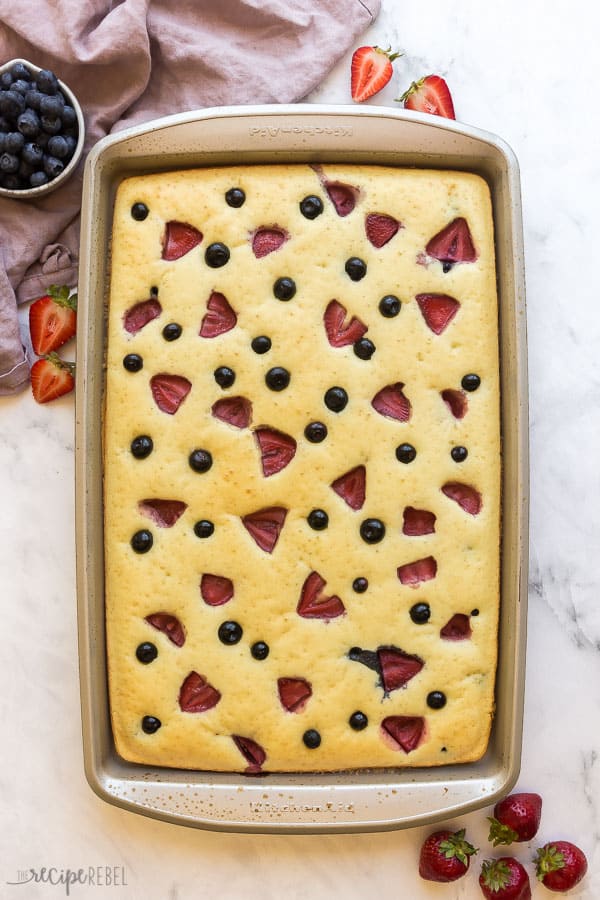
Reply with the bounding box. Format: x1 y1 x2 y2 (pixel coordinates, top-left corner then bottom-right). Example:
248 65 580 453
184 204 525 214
232 735 266 773
145 612 186 647
178 671 221 712
440 613 472 640
242 506 287 553
441 388 468 419
381 715 425 753
365 213 400 248
251 227 289 258
30 353 75 404
297 571 345 619
398 75 455 119
200 573 234 606
378 646 424 692
416 293 460 334
149 373 191 414
397 556 437 586
123 296 162 334
138 499 187 527
199 291 237 338
351 45 401 103
403 507 436 536
324 180 359 217
255 427 297 477
441 482 482 515
331 464 366 510
426 217 477 265
162 220 203 261
371 382 412 421
211 396 252 429
277 677 312 713
29 284 77 355
323 299 368 348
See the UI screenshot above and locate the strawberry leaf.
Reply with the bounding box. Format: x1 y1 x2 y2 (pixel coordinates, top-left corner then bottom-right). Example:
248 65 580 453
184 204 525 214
439 829 478 865
534 845 566 879
487 816 519 847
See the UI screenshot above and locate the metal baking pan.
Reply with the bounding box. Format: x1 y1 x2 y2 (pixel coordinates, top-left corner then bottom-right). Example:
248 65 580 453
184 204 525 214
75 104 528 833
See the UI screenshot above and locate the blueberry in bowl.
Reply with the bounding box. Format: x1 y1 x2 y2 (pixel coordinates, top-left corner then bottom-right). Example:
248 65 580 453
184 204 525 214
0 58 84 199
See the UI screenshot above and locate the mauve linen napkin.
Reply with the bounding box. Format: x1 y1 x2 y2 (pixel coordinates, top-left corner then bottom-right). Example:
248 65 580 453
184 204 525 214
0 0 380 394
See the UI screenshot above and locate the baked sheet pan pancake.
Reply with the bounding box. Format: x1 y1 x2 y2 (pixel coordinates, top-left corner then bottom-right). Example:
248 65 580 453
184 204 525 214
75 105 528 833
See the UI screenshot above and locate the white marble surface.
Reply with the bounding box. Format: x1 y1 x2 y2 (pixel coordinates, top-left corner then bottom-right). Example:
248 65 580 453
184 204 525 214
2 0 600 897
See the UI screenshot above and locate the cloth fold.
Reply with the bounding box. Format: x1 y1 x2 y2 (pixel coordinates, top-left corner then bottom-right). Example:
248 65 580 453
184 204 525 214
0 0 380 394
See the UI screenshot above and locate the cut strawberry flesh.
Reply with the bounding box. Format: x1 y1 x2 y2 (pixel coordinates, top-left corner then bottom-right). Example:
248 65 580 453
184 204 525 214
416 293 460 334
29 296 76 356
150 373 191 414
242 506 287 553
277 677 313 713
162 220 203 261
351 46 397 103
324 181 358 217
402 75 455 120
251 227 288 258
441 388 468 419
145 612 186 647
442 482 482 515
232 735 266 772
402 506 436 536
211 396 252 428
378 646 424 692
30 355 74 403
297 570 345 619
381 716 425 753
397 556 437 586
331 465 366 510
199 291 237 338
426 217 477 264
323 299 368 348
440 613 472 640
178 671 221 712
371 382 411 421
200 573 234 606
123 297 162 334
138 499 187 528
255 427 297 477
365 213 400 248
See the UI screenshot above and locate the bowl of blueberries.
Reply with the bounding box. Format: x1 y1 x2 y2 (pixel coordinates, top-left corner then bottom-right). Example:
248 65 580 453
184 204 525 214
0 58 84 199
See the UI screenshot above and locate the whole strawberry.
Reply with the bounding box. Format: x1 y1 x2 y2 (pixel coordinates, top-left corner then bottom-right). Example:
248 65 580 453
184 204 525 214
488 792 542 845
479 858 531 900
534 841 588 892
419 828 477 882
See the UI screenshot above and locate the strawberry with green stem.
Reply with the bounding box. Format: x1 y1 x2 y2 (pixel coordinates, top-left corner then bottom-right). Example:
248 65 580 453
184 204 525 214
29 284 77 355
488 792 542 846
479 858 531 899
30 352 75 404
398 74 456 119
351 45 402 102
419 828 478 882
534 841 588 892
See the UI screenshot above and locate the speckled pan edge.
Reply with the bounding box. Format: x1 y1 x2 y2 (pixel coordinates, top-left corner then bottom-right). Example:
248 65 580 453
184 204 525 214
75 104 528 833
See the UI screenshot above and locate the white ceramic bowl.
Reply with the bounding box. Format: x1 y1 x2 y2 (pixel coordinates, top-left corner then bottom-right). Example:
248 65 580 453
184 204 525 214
0 57 85 200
